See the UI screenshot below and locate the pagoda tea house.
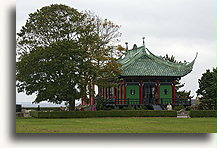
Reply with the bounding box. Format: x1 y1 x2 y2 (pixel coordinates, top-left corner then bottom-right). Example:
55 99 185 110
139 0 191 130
84 39 197 109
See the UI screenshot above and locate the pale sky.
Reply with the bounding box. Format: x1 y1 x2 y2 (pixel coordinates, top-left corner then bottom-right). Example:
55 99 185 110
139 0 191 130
16 0 216 103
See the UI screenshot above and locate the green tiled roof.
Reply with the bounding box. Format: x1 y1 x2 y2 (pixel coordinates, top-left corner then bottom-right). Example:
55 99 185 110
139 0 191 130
118 45 197 77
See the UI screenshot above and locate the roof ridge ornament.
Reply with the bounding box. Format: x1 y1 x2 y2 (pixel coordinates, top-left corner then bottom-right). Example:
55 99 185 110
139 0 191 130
133 44 137 50
142 37 145 46
125 42 128 51
142 37 146 53
195 52 198 60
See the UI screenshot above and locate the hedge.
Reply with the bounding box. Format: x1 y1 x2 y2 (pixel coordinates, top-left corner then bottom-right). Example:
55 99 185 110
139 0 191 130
23 107 62 111
30 110 217 118
30 110 177 118
189 110 216 117
30 111 39 117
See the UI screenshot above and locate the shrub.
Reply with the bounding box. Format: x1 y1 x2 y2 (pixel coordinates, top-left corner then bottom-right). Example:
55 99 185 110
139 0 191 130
185 106 191 111
190 110 216 117
112 106 120 110
189 105 198 111
105 106 113 110
173 105 185 111
137 105 148 110
96 96 106 110
122 105 135 110
30 111 38 117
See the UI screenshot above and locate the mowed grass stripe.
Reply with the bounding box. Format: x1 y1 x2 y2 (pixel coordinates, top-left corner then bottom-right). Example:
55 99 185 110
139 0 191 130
16 117 216 133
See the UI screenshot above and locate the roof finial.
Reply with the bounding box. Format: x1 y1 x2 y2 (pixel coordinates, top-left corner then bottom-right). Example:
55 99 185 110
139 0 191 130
142 37 146 53
125 42 128 50
142 37 145 46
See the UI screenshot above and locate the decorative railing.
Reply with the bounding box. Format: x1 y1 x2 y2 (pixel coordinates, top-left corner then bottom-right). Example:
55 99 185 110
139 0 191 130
105 98 191 105
105 98 141 105
160 98 191 105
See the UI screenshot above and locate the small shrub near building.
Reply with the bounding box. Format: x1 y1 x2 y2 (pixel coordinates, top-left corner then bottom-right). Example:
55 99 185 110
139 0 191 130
173 105 185 111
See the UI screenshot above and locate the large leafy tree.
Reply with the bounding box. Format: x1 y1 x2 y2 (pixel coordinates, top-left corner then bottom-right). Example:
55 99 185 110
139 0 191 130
196 68 216 110
163 54 193 99
17 4 85 55
16 4 123 110
75 12 123 100
17 40 90 110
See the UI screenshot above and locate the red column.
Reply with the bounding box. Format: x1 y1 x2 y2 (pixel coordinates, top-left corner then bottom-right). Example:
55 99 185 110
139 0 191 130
120 82 122 104
114 87 117 104
124 80 127 104
103 88 105 97
139 80 143 104
101 87 103 96
156 80 160 104
105 88 107 100
172 80 176 104
82 97 85 106
108 88 110 99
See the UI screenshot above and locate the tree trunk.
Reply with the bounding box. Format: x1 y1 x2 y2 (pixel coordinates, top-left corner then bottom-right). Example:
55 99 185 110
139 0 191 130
68 99 75 111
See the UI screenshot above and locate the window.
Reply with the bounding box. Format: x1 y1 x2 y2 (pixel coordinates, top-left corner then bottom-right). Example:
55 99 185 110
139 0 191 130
130 89 135 95
164 89 168 95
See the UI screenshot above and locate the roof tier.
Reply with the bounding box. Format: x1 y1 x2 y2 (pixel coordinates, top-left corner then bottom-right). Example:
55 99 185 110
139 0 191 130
118 45 197 77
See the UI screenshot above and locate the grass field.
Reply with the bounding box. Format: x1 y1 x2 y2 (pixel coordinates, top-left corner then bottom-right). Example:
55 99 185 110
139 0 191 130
16 117 216 133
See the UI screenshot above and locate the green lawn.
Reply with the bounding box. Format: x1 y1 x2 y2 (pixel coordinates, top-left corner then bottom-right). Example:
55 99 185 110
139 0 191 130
16 117 216 133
